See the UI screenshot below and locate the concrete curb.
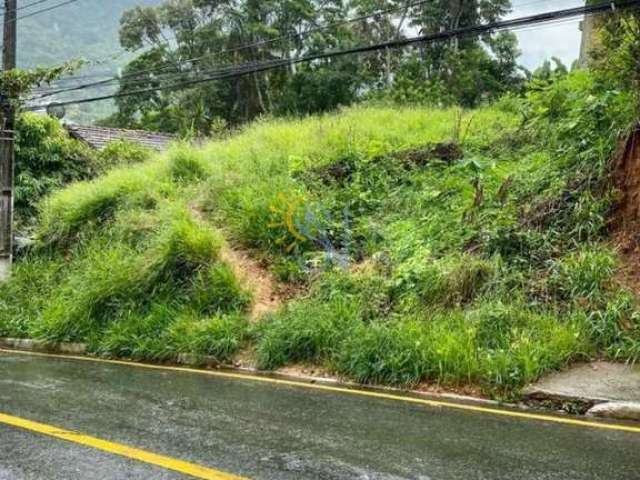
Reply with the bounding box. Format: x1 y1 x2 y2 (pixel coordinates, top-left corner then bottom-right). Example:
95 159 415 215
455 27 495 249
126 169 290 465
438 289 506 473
587 401 640 422
0 337 505 410
523 386 640 421
0 337 87 355
522 387 599 412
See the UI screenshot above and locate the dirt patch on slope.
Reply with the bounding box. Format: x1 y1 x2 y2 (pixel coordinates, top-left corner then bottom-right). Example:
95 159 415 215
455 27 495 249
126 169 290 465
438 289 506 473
219 247 296 320
189 202 297 320
309 141 464 185
399 141 464 166
611 125 640 295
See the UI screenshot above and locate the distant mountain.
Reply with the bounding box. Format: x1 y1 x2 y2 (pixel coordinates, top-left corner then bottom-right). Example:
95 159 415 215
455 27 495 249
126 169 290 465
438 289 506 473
19 0 161 69
19 0 162 123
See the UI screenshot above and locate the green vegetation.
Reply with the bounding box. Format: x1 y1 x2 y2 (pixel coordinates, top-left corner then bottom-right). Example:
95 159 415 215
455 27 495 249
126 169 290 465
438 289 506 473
14 114 157 243
95 139 154 173
1 61 639 398
15 113 96 224
108 0 522 135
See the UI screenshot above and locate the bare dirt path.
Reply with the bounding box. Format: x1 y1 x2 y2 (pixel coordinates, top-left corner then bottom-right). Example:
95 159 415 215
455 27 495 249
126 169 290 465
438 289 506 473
219 247 285 320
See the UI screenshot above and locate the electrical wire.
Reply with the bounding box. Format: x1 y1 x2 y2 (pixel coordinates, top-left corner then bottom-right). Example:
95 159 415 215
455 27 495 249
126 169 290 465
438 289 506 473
17 0 81 21
0 0 82 21
27 0 586 98
29 0 571 97
28 0 433 100
28 0 637 111
0 0 54 13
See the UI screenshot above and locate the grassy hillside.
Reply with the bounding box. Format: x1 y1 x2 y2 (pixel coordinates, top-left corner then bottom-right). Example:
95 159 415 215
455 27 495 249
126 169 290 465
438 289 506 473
1 71 638 397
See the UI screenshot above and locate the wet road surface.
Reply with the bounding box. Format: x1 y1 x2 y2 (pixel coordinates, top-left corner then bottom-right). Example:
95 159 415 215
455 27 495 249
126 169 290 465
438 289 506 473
1 350 640 479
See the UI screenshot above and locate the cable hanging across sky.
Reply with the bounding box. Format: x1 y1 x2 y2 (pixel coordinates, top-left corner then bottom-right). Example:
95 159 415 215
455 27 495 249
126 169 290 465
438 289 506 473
27 0 435 100
0 0 81 22
31 0 565 98
26 0 640 111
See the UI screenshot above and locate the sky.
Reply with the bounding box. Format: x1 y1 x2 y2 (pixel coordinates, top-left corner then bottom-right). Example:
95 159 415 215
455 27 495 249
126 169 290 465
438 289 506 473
510 0 585 70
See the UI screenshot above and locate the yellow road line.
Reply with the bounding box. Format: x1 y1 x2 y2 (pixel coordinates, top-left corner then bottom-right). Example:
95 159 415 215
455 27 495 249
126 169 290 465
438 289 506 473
2 347 640 434
0 412 247 480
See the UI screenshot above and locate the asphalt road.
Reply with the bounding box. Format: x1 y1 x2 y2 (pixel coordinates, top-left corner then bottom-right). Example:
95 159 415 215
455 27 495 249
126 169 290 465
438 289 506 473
1 350 640 480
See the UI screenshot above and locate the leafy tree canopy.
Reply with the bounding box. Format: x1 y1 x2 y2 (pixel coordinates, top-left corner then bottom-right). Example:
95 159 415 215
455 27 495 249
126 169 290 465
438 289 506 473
107 0 524 135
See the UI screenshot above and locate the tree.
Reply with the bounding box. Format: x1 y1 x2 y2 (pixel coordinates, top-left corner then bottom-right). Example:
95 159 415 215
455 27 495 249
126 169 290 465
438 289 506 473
14 113 96 223
380 0 523 107
111 0 351 133
0 64 92 236
109 0 523 132
592 10 640 96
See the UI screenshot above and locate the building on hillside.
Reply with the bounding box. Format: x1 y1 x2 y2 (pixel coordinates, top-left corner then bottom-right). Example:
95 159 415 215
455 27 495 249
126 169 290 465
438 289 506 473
64 124 177 152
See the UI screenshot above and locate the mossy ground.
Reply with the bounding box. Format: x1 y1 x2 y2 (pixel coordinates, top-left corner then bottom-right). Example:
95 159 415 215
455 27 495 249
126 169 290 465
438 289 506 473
2 74 639 397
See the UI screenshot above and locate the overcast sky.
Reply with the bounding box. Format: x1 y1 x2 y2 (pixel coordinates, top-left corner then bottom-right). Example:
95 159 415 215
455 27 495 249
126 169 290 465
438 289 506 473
510 0 584 70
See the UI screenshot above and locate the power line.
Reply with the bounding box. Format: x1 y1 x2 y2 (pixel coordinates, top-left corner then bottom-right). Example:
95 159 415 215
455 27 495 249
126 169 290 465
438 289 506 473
17 0 81 20
25 0 585 100
30 0 429 97
28 0 432 100
0 0 54 12
0 0 81 22
511 0 575 8
29 0 639 110
29 0 633 109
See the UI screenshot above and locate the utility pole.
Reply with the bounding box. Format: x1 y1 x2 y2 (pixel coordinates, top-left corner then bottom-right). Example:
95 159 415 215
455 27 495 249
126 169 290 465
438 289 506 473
578 8 598 66
0 0 16 280
579 0 612 67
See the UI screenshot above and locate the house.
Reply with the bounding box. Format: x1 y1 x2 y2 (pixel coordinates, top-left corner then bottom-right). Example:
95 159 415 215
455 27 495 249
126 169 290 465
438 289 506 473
64 124 177 152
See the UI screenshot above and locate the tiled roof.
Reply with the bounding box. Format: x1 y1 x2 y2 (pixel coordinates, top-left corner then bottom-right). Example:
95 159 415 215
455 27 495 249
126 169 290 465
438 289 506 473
65 124 177 152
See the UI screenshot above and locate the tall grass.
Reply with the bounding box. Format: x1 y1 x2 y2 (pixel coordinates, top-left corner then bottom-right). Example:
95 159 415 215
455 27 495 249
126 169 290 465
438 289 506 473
1 96 638 396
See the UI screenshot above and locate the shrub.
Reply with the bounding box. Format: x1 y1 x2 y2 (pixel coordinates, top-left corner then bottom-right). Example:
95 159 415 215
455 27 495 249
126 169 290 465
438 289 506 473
31 209 243 342
312 267 393 321
168 146 211 182
168 314 249 361
548 247 616 302
393 253 497 308
255 297 360 370
37 163 170 247
189 263 252 315
582 291 640 352
96 139 153 172
0 255 64 338
334 303 587 392
15 113 96 222
93 303 177 360
152 209 223 282
469 303 588 393
96 311 249 362
334 320 429 386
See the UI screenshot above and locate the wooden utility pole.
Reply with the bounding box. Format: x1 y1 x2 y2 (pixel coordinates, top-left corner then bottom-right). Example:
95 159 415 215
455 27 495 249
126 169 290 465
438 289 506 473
0 0 16 280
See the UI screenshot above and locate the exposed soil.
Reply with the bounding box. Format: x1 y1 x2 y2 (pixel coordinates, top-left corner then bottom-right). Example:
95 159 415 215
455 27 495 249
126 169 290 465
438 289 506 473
219 247 296 321
189 201 298 320
613 239 640 298
397 141 464 167
611 125 640 295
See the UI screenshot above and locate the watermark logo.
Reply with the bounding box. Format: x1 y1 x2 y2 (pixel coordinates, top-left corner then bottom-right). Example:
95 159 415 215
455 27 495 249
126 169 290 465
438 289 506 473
268 192 353 269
